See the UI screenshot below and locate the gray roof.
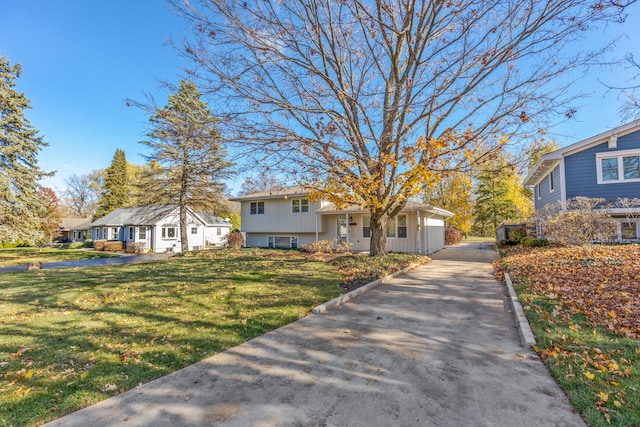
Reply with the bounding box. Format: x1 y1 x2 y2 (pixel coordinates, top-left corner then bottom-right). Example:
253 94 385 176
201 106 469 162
317 201 453 218
228 186 309 201
90 206 230 227
59 217 92 230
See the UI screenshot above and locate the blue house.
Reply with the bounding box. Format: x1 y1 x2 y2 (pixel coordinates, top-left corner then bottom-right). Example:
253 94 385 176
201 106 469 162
524 120 640 240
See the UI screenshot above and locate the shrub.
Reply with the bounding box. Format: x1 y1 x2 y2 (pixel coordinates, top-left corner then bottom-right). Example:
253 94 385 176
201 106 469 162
444 228 462 245
103 241 124 252
126 242 147 254
93 240 107 251
508 227 527 244
223 231 244 249
300 240 336 253
336 241 352 253
67 242 85 249
520 236 548 247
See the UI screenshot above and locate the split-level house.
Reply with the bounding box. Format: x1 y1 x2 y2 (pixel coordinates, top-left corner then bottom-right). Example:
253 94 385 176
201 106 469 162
229 187 453 254
524 120 640 240
90 205 231 253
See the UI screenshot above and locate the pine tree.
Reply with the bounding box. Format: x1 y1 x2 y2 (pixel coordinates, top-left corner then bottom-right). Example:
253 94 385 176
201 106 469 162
473 156 532 235
0 56 51 244
94 149 129 219
137 80 235 252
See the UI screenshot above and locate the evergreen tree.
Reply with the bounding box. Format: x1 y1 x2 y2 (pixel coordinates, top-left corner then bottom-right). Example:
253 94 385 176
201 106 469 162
136 80 235 252
473 156 532 235
0 56 51 244
94 149 129 219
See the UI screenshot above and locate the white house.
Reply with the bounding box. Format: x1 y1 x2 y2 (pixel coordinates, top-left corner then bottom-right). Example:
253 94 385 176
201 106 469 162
229 187 453 254
90 205 231 253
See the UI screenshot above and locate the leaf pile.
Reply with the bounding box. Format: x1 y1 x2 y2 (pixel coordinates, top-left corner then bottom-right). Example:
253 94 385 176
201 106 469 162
499 245 640 338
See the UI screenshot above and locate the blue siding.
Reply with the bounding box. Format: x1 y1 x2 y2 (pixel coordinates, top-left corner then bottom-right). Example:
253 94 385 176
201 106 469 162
535 165 561 209
565 130 640 203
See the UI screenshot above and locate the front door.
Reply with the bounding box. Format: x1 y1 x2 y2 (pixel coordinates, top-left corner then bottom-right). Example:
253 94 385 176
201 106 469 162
337 217 347 243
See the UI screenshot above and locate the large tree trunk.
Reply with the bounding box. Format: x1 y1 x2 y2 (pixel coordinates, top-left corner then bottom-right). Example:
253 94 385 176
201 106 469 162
369 212 390 256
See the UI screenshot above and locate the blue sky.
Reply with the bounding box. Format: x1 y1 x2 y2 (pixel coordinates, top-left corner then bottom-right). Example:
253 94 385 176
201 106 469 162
1 1 639 196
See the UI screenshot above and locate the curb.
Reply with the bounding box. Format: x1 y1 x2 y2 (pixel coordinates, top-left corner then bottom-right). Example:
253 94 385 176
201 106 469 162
504 272 536 348
312 263 422 314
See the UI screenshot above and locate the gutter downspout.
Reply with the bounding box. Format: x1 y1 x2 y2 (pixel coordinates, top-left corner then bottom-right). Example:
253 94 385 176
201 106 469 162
315 213 319 242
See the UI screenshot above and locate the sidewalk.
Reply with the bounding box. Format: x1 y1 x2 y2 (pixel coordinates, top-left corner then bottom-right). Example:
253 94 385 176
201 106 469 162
46 244 584 426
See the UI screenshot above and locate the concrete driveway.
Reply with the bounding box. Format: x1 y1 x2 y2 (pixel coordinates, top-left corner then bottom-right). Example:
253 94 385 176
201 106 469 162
46 243 584 426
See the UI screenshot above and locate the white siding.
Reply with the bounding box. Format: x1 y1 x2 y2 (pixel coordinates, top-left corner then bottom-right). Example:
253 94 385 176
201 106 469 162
426 217 445 253
240 199 323 233
203 225 231 247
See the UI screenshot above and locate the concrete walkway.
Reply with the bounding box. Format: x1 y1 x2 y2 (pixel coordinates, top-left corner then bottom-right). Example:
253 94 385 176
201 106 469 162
0 253 174 273
46 243 584 426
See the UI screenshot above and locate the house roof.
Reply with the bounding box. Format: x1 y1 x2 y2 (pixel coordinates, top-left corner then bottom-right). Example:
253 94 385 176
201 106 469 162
524 119 640 186
317 201 454 218
90 206 230 227
59 217 92 231
228 186 309 201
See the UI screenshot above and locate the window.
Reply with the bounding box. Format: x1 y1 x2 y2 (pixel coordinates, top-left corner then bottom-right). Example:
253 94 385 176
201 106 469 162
110 227 118 240
597 150 640 183
549 170 555 192
397 215 407 238
621 222 638 240
250 201 265 215
535 184 541 200
623 155 640 180
363 216 371 238
191 227 198 234
139 227 146 240
129 227 134 240
103 228 107 239
268 236 297 249
162 226 177 239
387 215 407 238
292 198 309 213
601 158 618 181
216 227 222 236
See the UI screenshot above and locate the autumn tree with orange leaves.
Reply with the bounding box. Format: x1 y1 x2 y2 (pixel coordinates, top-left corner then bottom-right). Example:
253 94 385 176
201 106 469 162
172 0 631 255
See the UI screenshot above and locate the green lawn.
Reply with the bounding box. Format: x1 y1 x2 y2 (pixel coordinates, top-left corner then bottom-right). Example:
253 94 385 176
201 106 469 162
0 247 117 267
0 249 344 426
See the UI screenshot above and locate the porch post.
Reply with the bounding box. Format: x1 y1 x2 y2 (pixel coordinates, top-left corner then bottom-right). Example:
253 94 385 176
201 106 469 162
345 212 349 244
416 210 422 254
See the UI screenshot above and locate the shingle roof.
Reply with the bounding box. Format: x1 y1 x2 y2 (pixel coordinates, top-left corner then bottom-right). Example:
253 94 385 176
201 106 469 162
228 186 309 201
90 206 231 227
59 217 92 230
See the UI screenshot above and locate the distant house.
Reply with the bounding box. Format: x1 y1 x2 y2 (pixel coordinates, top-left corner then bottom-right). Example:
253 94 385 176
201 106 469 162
228 187 453 254
58 218 92 243
90 205 231 253
524 120 640 240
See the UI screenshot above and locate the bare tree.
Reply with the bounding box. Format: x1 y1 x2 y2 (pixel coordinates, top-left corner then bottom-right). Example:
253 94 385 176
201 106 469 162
239 172 283 195
63 173 98 218
535 197 617 253
172 0 630 255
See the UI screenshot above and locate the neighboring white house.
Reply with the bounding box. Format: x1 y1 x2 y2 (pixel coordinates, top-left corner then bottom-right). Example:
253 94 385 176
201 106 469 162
90 205 231 253
229 187 453 254
57 217 92 243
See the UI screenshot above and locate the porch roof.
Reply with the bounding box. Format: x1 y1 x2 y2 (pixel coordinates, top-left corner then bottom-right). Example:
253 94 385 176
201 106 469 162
316 201 453 218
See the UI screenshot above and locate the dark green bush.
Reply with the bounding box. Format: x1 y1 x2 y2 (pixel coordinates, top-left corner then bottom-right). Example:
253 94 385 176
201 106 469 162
509 227 528 243
520 236 548 247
